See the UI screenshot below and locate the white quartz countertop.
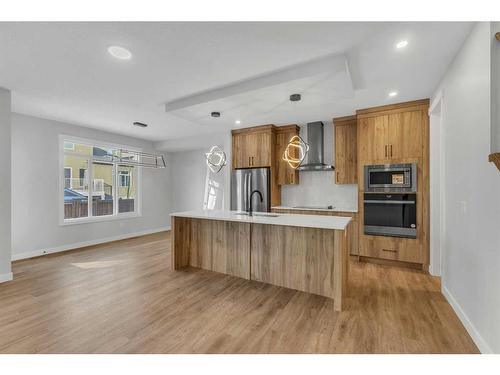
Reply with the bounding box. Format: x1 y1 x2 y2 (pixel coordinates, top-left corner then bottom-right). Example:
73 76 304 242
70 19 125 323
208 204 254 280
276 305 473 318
271 206 358 213
170 210 351 230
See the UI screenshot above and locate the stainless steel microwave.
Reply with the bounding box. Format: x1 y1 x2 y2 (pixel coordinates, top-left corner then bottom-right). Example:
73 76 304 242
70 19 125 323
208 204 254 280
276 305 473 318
364 163 417 193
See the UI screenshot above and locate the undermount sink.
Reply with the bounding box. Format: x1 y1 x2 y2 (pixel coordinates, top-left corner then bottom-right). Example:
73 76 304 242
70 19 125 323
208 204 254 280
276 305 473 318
234 212 280 218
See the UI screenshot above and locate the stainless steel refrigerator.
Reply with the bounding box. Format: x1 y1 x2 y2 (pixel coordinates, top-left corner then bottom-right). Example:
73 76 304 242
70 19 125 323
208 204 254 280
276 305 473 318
230 167 271 213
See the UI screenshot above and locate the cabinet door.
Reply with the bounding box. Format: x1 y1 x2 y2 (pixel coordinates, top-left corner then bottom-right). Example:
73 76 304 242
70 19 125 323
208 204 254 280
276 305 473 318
358 115 389 162
388 110 423 159
232 134 250 168
359 235 422 263
335 122 357 184
277 129 299 185
249 132 272 167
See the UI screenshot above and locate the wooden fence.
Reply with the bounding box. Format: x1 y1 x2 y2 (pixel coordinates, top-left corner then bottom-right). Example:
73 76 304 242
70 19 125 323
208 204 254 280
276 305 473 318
64 199 135 219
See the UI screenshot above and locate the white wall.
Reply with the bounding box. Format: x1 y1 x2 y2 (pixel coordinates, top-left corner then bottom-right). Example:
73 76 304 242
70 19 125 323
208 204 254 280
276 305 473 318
0 88 12 281
433 22 500 353
167 133 231 213
170 150 209 212
281 123 358 210
11 113 172 260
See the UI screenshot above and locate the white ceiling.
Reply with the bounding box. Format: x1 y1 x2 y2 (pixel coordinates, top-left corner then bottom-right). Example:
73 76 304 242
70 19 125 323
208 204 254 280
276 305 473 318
0 22 473 146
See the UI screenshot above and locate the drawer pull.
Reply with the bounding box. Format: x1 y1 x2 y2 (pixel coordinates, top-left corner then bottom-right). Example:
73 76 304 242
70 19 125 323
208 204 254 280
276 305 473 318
382 249 398 253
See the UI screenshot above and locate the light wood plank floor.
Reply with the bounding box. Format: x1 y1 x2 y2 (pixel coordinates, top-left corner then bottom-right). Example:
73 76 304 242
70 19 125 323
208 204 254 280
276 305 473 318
0 231 478 353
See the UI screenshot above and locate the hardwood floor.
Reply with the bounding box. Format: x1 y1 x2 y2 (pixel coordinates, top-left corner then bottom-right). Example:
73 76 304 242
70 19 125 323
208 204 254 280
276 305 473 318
0 231 478 353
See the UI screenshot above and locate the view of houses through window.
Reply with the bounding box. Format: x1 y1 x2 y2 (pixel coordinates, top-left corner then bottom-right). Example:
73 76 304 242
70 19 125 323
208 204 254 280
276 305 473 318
63 140 138 221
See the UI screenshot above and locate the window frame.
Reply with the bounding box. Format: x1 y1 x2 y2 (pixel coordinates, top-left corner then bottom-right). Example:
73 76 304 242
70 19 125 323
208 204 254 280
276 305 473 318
59 135 142 226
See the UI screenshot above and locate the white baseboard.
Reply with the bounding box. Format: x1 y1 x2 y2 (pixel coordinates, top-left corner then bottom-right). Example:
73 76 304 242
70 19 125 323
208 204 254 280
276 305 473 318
442 285 493 354
0 272 13 283
12 226 171 261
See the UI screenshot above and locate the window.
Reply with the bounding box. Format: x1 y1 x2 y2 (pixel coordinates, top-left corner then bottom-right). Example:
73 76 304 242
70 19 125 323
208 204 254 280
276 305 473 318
64 141 75 151
64 167 72 188
118 170 131 187
61 137 140 223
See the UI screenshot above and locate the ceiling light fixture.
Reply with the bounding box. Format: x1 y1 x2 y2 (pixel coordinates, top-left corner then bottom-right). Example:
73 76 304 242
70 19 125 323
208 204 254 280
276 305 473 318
205 146 227 173
283 135 309 169
290 94 301 102
396 40 409 49
107 45 132 60
211 111 221 118
235 120 241 125
388 91 398 97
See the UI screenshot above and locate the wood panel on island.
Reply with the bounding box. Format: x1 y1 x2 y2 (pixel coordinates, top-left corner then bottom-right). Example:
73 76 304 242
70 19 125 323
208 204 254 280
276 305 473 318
171 213 351 311
356 99 430 271
271 208 359 256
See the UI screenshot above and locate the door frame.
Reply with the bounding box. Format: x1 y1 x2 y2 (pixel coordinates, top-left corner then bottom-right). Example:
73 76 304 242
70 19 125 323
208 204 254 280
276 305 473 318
429 91 444 276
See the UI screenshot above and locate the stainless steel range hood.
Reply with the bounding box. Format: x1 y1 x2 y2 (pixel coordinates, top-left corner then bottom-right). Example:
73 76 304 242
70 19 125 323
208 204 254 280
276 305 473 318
297 121 334 171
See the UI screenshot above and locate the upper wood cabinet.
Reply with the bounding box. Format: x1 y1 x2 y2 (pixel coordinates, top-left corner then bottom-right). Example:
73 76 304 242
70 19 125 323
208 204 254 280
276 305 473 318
388 111 423 159
276 125 300 185
333 116 357 184
358 115 388 162
232 124 282 207
232 125 274 169
357 101 427 163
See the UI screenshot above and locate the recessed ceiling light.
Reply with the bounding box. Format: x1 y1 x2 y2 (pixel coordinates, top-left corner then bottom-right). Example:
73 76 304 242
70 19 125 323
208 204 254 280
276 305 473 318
396 40 408 49
388 91 398 97
107 45 132 60
211 111 221 118
235 120 241 125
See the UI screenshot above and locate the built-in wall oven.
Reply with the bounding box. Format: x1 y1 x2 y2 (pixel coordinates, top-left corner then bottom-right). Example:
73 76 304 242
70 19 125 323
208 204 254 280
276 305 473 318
363 163 418 238
364 193 417 238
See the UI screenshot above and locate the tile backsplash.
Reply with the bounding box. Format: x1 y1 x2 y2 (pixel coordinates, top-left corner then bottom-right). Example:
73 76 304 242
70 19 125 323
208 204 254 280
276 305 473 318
280 171 358 210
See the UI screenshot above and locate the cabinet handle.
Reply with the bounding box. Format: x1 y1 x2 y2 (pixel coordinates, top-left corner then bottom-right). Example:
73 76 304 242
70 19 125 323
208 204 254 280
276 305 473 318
390 145 393 158
249 156 251 166
251 156 254 166
382 248 398 253
385 145 388 158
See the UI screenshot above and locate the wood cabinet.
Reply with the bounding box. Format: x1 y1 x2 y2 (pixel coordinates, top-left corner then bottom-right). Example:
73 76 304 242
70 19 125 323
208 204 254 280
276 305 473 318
333 116 357 184
358 101 427 163
356 99 430 270
388 111 423 159
276 125 300 185
232 125 281 207
359 235 422 263
271 208 359 256
358 115 388 162
232 125 275 169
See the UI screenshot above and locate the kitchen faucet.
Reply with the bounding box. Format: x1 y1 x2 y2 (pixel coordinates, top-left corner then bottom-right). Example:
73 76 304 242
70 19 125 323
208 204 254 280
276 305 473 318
248 190 263 216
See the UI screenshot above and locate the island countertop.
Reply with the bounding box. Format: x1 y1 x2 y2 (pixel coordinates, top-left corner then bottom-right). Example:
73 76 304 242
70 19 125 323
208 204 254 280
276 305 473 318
271 205 358 213
170 209 351 230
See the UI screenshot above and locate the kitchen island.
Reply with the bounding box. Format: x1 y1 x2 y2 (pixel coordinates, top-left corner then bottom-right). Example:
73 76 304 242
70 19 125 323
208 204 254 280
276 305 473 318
170 210 351 311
